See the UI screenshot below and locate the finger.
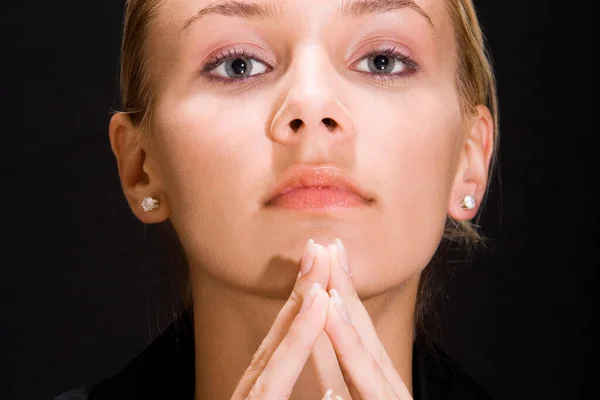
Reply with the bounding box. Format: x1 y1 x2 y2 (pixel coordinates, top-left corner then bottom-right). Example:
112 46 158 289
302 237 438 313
231 240 331 398
326 241 412 398
246 284 329 399
322 388 344 400
325 290 409 400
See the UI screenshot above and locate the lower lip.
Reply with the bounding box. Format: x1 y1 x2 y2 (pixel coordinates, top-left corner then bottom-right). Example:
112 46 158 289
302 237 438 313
268 187 368 210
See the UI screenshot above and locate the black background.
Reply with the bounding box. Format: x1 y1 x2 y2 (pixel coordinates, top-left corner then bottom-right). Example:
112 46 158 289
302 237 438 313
1 1 594 399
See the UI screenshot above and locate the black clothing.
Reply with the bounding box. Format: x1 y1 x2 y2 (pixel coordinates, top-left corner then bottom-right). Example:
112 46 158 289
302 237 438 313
55 310 491 399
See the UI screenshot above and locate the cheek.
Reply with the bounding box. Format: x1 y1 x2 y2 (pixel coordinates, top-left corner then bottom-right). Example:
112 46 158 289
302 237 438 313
152 93 275 286
347 87 462 295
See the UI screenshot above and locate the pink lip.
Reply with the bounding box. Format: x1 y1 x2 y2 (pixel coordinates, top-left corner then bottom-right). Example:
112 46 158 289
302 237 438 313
264 165 374 210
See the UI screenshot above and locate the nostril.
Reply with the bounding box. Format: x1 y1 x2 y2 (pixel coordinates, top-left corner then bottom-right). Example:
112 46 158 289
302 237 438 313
289 119 303 132
322 118 338 131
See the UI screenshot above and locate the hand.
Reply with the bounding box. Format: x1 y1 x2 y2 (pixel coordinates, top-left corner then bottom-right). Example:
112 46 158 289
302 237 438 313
231 240 332 399
323 240 414 400
230 239 414 400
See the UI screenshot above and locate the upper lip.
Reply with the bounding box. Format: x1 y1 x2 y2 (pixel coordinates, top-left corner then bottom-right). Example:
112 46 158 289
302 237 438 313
264 165 375 205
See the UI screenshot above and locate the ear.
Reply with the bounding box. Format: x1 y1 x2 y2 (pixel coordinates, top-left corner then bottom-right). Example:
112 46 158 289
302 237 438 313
108 113 170 224
448 105 495 221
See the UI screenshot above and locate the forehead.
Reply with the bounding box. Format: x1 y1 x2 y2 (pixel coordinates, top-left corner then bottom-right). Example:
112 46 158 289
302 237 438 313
154 0 452 39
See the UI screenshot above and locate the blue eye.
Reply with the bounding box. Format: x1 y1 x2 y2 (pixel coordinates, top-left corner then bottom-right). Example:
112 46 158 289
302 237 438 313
211 57 268 79
355 54 408 75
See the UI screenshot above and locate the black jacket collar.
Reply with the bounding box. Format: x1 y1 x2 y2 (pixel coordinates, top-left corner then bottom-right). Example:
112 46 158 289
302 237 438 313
56 309 491 399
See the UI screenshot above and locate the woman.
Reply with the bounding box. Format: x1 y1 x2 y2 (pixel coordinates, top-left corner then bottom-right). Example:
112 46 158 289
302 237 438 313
58 0 497 398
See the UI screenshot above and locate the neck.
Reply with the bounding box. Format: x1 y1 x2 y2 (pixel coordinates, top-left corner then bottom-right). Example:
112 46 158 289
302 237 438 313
191 269 419 400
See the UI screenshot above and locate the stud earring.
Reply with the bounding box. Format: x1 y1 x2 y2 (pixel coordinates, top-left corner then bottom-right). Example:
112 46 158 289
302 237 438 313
141 196 160 212
459 195 477 211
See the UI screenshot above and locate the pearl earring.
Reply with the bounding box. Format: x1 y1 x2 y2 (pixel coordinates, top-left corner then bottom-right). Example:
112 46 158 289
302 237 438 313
459 195 477 211
141 196 160 212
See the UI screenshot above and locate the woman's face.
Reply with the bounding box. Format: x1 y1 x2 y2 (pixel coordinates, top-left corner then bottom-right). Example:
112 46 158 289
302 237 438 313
139 0 475 298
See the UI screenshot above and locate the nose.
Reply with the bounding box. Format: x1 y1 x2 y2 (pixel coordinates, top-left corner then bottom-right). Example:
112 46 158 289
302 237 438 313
270 52 355 144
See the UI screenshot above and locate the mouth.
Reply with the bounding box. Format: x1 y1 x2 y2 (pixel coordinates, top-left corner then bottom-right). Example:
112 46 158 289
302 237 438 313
264 165 375 211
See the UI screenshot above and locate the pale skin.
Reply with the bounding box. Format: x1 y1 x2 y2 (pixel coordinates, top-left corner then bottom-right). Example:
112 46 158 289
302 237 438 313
109 0 494 398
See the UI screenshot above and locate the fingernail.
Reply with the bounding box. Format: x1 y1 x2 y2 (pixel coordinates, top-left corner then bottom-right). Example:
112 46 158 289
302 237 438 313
322 390 344 400
329 289 352 325
300 239 318 276
335 238 351 275
300 283 322 313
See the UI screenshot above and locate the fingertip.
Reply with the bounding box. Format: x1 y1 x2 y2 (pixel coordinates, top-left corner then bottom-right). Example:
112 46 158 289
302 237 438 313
301 287 329 328
314 285 329 307
308 242 332 283
307 238 318 256
313 286 329 306
296 242 330 293
315 242 329 257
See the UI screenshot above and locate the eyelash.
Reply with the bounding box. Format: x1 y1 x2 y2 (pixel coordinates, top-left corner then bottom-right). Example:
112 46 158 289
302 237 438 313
199 46 419 86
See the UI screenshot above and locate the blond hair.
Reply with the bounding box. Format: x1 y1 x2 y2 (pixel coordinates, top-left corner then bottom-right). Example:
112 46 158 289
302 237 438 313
119 0 162 128
445 0 499 244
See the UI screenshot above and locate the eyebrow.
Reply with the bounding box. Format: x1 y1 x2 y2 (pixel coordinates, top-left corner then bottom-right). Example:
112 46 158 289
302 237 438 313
181 1 281 33
341 0 434 29
181 0 434 34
